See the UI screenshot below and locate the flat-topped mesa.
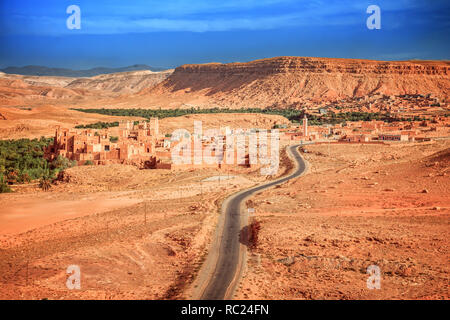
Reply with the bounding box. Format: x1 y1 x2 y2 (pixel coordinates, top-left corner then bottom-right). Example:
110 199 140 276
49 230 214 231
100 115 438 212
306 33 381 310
175 56 450 76
138 56 450 108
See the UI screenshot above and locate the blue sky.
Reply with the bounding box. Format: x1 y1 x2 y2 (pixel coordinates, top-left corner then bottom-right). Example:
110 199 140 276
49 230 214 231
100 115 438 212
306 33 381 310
0 0 449 69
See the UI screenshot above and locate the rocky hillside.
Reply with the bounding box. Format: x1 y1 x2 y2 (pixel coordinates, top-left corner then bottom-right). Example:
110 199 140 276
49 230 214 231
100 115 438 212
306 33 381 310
66 70 173 94
139 56 449 109
1 57 448 110
0 77 92 106
0 69 173 105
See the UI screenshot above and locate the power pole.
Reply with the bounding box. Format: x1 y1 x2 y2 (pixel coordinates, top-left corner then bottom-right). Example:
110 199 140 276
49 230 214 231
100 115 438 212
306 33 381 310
26 259 29 286
24 242 33 286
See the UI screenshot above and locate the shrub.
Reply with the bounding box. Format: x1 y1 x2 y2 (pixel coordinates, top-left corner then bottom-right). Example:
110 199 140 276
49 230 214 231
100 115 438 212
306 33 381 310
69 108 429 129
75 121 119 129
51 156 73 171
84 160 94 166
0 138 53 183
39 163 53 191
39 176 52 191
6 169 19 184
18 171 31 183
248 220 261 250
0 174 11 193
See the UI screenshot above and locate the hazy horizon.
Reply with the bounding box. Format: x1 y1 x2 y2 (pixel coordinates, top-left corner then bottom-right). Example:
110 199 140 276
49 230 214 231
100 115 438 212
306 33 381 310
2 55 449 72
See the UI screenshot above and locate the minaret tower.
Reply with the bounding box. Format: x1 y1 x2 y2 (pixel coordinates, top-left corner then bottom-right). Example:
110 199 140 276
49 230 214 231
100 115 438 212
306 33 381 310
303 114 308 137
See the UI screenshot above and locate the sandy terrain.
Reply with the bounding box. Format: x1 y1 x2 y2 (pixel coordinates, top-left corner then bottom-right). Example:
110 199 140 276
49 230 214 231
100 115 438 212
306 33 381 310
0 195 141 235
0 105 145 139
0 147 291 299
158 113 290 135
0 69 173 139
0 106 289 140
0 120 447 300
235 140 449 300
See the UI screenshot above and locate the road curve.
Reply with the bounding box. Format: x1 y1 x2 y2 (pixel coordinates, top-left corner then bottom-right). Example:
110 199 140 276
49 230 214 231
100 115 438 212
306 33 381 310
199 144 308 300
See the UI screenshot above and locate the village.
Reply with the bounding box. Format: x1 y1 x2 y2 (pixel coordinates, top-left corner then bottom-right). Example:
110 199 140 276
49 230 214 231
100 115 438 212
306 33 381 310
45 116 265 170
297 93 446 116
45 111 450 171
284 114 450 143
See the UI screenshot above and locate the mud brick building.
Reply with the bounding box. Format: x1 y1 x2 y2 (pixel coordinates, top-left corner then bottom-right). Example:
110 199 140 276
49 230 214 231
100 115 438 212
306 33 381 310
46 119 160 167
378 133 409 142
46 117 260 170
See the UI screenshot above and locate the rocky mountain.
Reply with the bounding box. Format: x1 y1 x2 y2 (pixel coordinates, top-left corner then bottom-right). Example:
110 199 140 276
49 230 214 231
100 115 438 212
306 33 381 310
1 57 448 111
0 76 93 106
137 56 449 109
0 69 174 105
0 64 168 77
66 70 173 94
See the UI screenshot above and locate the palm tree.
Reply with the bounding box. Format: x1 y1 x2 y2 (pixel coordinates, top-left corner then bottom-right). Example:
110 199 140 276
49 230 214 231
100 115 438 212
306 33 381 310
39 162 52 191
0 174 11 193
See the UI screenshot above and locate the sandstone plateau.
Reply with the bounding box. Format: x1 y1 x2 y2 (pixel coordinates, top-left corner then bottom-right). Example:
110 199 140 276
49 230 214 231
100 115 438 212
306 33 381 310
128 56 449 109
1 57 449 112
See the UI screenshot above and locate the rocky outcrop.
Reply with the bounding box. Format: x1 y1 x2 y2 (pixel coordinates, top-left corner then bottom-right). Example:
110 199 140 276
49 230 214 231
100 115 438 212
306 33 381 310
175 57 449 75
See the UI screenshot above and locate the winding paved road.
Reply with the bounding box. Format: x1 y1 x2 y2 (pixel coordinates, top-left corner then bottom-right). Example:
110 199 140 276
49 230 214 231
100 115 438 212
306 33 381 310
199 144 307 300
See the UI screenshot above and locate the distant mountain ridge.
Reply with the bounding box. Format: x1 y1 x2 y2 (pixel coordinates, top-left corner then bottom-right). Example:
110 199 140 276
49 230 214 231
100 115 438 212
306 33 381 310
0 64 168 77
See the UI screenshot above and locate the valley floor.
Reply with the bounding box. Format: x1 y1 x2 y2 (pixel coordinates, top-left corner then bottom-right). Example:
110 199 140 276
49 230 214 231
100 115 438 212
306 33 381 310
0 146 292 300
0 139 448 300
0 163 272 299
236 140 449 299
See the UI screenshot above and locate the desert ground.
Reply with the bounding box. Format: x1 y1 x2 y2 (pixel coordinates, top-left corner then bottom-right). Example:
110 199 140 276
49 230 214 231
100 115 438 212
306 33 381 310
236 140 449 300
0 105 145 140
0 103 290 140
0 112 292 300
2 136 448 300
0 164 268 299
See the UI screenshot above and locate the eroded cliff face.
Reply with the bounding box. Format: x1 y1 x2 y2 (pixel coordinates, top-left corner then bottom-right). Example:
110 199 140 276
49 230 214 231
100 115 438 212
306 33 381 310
176 57 449 75
140 57 450 109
